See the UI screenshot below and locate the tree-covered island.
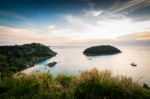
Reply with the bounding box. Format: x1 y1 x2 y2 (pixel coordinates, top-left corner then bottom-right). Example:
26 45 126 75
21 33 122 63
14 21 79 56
83 45 121 56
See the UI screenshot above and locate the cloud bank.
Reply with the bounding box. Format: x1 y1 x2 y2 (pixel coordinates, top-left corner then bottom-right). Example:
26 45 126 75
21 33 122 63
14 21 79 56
0 0 150 45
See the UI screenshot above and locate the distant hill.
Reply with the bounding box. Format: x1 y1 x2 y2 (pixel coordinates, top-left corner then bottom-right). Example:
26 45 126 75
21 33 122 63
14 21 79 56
0 43 56 77
83 45 121 56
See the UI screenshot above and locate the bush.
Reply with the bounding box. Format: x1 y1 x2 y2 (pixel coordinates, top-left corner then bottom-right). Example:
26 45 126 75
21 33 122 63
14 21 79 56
0 69 149 99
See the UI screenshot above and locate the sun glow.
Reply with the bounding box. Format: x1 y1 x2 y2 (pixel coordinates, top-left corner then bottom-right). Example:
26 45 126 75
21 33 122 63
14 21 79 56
68 15 150 40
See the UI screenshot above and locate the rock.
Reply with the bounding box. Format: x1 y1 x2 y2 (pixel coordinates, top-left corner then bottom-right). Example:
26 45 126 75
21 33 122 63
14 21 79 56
143 83 149 89
83 45 121 56
46 61 57 67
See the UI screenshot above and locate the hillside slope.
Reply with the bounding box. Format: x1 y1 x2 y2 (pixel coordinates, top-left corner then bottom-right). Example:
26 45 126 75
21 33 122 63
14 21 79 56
0 43 56 77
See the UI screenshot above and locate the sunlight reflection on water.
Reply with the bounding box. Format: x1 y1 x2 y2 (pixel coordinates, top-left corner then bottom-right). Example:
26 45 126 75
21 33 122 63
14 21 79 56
22 46 150 84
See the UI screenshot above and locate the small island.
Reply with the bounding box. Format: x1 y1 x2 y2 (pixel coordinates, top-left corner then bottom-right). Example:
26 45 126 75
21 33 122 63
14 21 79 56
83 45 121 56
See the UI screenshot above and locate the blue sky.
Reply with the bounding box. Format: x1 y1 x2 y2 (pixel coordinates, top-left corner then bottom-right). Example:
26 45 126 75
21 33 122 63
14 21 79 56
0 0 87 26
0 0 149 26
0 0 150 45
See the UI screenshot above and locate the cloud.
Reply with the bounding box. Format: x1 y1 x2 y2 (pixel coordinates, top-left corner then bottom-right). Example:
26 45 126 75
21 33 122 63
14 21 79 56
64 15 92 30
131 14 150 21
1 18 150 46
117 31 150 40
63 12 150 39
83 0 150 20
48 25 56 29
0 25 77 45
61 0 150 41
0 0 150 46
107 0 149 14
85 10 103 17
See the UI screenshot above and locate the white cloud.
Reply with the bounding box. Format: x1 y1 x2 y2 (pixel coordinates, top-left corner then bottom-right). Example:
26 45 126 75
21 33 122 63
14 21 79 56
61 0 150 40
63 12 150 39
83 0 150 20
48 25 56 29
1 0 150 45
85 10 103 17
0 25 77 45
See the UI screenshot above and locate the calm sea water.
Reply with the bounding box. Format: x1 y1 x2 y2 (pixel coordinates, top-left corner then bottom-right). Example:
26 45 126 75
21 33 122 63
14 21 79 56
22 46 150 84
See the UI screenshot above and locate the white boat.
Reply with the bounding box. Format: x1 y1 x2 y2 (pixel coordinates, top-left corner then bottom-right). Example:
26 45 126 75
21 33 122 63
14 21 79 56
131 62 137 66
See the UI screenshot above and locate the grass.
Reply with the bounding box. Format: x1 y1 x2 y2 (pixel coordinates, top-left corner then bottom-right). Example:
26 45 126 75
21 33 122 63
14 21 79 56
0 68 150 99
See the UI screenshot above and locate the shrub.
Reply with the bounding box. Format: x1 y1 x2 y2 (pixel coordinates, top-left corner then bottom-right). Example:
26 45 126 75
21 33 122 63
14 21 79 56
0 69 150 99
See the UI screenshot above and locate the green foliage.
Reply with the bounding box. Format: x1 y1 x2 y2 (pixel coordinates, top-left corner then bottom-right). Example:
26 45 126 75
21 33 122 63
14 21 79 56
83 45 121 56
0 43 56 78
0 69 149 99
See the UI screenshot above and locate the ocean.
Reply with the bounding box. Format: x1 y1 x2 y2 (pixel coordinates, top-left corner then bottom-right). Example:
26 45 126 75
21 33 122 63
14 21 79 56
22 45 150 85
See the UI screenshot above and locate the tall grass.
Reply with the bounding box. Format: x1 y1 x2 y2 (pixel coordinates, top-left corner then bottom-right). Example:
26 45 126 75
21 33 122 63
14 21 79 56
0 69 150 99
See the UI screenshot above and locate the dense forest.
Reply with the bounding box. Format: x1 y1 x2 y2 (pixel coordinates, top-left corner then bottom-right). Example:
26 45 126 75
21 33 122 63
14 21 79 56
0 43 56 77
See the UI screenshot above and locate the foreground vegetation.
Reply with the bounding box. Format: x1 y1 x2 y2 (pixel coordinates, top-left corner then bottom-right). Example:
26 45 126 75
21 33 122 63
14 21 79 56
0 43 56 78
83 45 121 56
0 69 149 99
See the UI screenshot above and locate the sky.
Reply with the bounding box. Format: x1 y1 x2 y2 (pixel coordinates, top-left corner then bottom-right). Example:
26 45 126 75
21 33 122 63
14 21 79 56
0 0 150 46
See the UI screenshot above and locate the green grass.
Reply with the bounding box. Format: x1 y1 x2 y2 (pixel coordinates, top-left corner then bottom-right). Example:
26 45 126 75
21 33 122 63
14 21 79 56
0 69 150 99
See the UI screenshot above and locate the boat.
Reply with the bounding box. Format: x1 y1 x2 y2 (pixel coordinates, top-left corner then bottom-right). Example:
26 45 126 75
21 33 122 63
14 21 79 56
130 62 137 66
